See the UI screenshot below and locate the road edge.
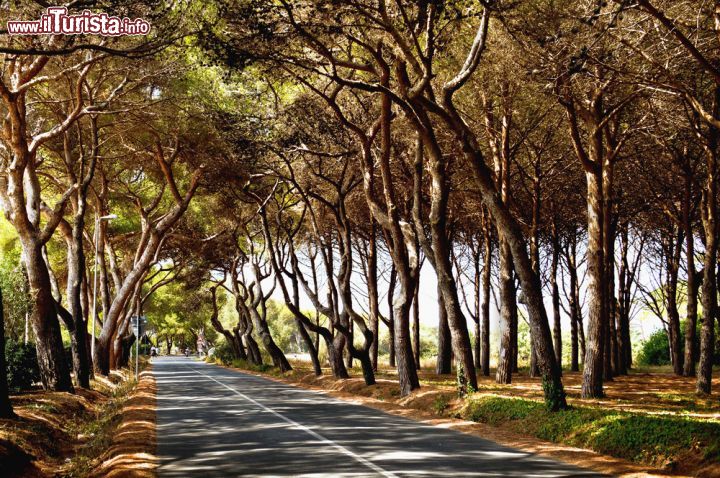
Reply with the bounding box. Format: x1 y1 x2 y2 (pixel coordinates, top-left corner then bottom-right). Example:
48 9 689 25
89 365 158 478
214 362 682 478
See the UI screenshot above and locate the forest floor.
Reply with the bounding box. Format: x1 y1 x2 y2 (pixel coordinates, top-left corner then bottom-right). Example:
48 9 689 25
220 356 720 478
0 363 157 478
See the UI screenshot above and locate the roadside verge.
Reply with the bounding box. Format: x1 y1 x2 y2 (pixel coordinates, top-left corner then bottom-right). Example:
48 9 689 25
89 368 157 478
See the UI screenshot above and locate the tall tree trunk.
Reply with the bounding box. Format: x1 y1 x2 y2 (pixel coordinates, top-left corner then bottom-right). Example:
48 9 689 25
345 320 353 369
683 168 699 377
387 265 397 368
436 290 451 374
67 217 91 388
551 234 562 372
697 89 719 395
368 223 380 371
481 217 492 376
528 177 542 378
602 163 615 382
567 237 580 372
412 285 420 369
665 230 684 376
615 228 628 376
22 240 74 392
297 318 321 376
583 171 605 398
496 240 514 384
393 272 420 396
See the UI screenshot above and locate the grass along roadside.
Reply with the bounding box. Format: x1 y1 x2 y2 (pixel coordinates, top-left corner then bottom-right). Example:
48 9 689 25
208 355 719 477
462 395 720 476
0 360 155 478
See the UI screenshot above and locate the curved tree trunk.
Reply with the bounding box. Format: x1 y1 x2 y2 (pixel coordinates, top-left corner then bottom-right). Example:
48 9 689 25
296 318 321 376
23 240 74 392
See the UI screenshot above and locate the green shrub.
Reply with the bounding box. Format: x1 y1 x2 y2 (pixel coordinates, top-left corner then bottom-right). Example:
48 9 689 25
214 341 235 365
463 395 720 466
432 394 451 415
637 329 672 366
5 340 40 392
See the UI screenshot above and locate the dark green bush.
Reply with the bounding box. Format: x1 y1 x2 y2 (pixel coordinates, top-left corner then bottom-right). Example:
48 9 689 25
214 341 235 365
637 328 672 366
5 340 40 392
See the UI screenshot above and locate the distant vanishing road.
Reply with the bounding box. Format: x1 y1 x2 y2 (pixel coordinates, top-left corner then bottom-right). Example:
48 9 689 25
154 356 604 477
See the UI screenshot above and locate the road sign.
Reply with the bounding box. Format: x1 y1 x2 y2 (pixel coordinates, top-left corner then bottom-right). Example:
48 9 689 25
130 316 148 336
130 316 147 379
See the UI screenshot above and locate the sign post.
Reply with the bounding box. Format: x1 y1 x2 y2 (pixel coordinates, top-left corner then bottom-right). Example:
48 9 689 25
130 316 147 379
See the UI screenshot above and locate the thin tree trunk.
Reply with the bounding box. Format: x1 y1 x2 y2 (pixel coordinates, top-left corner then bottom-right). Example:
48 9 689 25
683 168 698 376
481 216 492 376
697 89 719 395
296 318 321 375
551 234 562 372
665 230 684 376
496 240 514 384
368 223 380 371
388 265 397 368
436 289 451 374
616 227 629 376
412 285 420 369
566 235 581 372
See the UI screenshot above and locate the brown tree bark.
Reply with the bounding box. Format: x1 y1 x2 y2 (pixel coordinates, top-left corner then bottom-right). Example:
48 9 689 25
583 170 606 397
551 231 562 372
95 155 201 375
664 229 684 375
436 290 452 374
697 90 719 395
412 285 421 370
367 223 380 371
496 240 514 384
683 164 699 376
387 265 397 369
481 215 492 376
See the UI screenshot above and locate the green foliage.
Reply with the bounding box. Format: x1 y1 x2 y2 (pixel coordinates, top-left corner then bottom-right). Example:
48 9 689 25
432 394 451 415
456 360 469 397
229 358 272 373
378 324 438 359
464 396 720 466
0 219 29 340
5 340 40 392
214 341 235 365
541 375 567 412
266 301 300 353
637 328 673 366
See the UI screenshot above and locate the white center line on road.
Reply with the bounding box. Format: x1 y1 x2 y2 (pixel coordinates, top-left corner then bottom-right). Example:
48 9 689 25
184 363 399 478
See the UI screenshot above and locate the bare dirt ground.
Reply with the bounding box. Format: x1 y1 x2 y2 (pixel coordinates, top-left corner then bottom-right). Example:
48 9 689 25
90 368 158 478
0 366 157 478
234 358 720 478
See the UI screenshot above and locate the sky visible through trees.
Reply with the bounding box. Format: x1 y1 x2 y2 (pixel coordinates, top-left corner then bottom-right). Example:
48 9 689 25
0 0 719 460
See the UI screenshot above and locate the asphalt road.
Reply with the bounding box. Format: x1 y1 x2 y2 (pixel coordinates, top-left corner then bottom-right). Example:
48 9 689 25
155 356 604 477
